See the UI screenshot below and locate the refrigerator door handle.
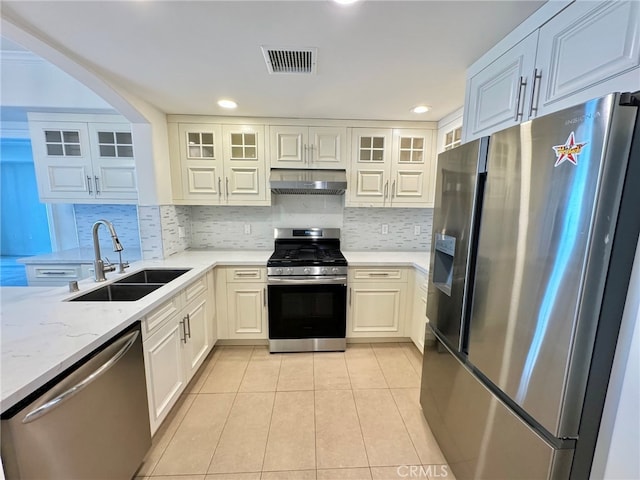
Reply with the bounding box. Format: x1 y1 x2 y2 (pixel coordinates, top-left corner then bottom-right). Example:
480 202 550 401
514 76 527 121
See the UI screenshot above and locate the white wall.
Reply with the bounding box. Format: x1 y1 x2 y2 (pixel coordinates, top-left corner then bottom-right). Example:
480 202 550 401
591 238 640 480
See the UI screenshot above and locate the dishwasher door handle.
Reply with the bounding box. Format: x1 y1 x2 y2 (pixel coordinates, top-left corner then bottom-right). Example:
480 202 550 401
22 330 140 424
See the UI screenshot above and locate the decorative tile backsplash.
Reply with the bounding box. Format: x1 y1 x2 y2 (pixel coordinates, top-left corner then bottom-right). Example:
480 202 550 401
160 205 191 256
180 196 432 252
342 208 433 252
74 204 141 252
138 205 164 260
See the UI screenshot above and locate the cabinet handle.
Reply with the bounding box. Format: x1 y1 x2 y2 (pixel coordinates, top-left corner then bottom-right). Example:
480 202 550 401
514 76 527 122
87 176 93 195
391 180 396 199
179 319 187 343
528 69 542 118
263 287 267 307
383 180 389 206
348 287 352 306
218 177 222 198
225 177 229 198
185 314 191 339
41 271 68 276
236 272 258 277
94 176 100 195
304 144 308 164
309 144 314 163
368 272 390 277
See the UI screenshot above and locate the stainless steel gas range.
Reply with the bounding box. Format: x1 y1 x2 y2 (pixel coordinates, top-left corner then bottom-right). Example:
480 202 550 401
267 228 347 353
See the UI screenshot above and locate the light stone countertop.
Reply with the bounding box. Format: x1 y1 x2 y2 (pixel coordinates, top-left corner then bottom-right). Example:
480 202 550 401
0 249 428 414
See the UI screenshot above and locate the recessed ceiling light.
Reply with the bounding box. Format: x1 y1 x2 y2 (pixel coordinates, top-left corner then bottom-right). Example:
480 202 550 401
217 99 237 109
333 0 359 5
411 105 431 114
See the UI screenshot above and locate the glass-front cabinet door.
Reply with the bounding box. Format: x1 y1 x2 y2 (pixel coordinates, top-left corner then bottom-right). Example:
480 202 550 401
87 123 137 200
222 125 268 205
390 129 435 207
29 121 95 201
177 123 224 202
347 128 392 207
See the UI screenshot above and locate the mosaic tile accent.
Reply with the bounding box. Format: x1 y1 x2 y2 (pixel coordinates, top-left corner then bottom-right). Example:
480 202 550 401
187 195 431 252
160 205 191 256
138 205 164 260
74 204 141 253
342 208 433 252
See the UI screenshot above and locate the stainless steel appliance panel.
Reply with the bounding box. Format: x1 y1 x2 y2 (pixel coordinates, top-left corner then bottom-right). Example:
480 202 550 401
467 94 635 438
1 324 150 479
427 138 487 351
420 331 573 480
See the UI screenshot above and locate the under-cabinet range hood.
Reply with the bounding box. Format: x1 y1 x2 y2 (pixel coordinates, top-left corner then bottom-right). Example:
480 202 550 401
270 169 347 195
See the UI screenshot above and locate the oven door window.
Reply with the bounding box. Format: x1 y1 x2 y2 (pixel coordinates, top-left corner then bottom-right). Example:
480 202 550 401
268 284 346 339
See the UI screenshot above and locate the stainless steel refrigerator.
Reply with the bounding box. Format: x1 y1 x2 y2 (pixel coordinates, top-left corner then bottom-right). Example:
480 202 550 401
420 92 640 479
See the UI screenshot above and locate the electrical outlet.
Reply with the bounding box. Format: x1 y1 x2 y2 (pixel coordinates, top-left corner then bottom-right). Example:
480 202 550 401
244 224 251 235
178 226 186 238
381 224 389 235
414 225 421 235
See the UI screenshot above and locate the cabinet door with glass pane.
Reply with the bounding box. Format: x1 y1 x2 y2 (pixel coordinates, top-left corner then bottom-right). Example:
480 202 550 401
222 125 269 205
29 121 95 201
389 129 435 207
347 128 392 207
87 123 137 200
178 124 224 203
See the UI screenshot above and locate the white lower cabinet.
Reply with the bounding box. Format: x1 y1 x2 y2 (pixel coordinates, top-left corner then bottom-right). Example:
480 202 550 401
216 267 267 340
142 271 215 434
347 267 409 338
410 269 429 353
143 317 187 435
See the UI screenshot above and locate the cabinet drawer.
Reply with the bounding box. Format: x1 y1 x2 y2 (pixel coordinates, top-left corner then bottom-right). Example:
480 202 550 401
349 267 407 282
184 274 208 304
144 295 181 339
226 267 265 283
26 264 86 286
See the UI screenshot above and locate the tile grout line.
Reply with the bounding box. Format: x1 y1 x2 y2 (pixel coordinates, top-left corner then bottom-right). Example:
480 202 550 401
204 346 254 475
388 388 424 470
258 386 278 476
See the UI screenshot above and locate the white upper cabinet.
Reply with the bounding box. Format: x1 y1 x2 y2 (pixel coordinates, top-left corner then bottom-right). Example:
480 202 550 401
390 129 436 208
347 128 435 208
222 125 269 205
534 0 640 117
463 32 538 140
463 1 640 141
170 121 269 206
270 125 347 169
28 113 138 203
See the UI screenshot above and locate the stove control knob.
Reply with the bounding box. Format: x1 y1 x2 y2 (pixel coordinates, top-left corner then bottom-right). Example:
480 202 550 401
331 267 340 274
286 268 294 275
275 268 283 275
303 267 311 274
320 268 328 274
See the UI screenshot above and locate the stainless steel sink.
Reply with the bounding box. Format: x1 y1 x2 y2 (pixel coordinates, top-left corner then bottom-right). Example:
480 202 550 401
114 269 191 284
69 283 164 302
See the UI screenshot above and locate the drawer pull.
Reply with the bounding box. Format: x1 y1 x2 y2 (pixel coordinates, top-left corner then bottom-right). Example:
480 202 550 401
40 271 69 275
368 272 390 277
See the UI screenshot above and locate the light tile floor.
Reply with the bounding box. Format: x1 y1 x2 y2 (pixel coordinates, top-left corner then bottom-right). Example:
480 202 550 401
136 343 454 480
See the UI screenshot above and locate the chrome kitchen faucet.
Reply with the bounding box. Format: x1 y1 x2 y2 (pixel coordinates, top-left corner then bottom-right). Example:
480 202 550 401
92 219 128 281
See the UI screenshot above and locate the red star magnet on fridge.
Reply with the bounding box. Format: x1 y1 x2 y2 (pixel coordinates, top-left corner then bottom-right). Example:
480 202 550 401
552 132 587 167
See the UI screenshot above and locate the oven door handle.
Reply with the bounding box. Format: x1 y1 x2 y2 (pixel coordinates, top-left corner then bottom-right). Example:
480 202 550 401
268 276 347 285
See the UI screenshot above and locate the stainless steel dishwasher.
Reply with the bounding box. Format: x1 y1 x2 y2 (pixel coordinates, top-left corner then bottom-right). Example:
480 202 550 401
1 322 151 479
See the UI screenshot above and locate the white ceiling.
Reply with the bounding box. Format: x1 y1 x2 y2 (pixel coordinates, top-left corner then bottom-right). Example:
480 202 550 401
1 0 545 122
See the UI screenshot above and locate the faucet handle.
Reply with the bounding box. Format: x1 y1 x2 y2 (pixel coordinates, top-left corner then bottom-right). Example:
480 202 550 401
103 257 116 273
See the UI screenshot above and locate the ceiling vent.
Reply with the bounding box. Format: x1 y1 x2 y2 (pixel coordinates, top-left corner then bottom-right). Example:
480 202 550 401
261 46 317 74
